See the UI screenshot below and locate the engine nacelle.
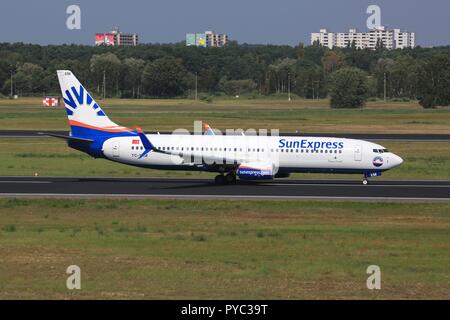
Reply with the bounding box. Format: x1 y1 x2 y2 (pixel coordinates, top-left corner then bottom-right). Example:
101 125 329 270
237 162 274 180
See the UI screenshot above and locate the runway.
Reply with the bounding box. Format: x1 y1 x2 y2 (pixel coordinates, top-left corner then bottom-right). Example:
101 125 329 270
1 177 449 201
1 130 450 141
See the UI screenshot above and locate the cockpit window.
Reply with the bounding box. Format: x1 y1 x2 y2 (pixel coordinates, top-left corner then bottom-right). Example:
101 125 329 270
373 148 389 153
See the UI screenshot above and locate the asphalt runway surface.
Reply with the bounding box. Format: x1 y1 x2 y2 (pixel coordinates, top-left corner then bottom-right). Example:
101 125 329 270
0 177 449 201
1 130 450 141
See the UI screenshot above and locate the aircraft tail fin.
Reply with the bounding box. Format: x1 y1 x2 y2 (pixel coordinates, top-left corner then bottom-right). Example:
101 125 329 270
57 70 133 138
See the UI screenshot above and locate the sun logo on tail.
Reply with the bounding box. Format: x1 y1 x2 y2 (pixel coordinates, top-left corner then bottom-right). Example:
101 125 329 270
63 85 105 117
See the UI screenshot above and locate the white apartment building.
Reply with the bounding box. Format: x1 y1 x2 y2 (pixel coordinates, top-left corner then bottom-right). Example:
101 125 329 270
311 26 415 50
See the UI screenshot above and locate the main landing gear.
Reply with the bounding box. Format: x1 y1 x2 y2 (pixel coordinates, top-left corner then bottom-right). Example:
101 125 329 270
215 173 237 185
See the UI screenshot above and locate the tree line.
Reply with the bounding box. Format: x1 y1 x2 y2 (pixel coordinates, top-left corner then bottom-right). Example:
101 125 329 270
0 41 449 108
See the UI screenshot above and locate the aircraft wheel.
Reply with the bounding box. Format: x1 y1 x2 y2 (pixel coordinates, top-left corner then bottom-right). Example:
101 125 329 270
225 173 237 184
215 175 226 185
362 179 369 185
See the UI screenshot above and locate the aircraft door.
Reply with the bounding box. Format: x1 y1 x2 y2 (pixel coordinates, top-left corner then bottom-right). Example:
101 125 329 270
112 141 120 158
354 145 362 161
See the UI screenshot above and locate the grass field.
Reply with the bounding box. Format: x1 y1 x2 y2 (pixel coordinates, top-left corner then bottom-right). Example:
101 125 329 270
1 139 449 180
1 97 450 134
0 199 449 299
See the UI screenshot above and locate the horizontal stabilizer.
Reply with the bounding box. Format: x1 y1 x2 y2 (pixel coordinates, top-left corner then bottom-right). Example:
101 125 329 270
40 132 94 143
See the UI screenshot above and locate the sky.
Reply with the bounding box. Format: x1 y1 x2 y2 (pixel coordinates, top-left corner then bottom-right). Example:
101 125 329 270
0 0 449 47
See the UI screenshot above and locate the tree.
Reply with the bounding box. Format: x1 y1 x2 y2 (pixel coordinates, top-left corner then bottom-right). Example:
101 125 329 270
417 54 450 108
198 66 221 92
321 50 346 74
267 58 296 94
329 67 369 108
122 58 145 98
142 57 189 97
372 58 394 99
90 53 122 97
10 63 45 96
293 62 324 99
375 38 385 51
388 56 419 99
218 78 256 96
0 41 450 100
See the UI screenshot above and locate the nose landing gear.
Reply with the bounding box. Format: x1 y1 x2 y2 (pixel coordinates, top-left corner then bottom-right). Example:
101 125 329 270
362 172 381 185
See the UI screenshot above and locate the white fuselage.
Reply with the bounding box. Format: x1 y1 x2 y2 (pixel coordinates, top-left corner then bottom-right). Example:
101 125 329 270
102 134 403 175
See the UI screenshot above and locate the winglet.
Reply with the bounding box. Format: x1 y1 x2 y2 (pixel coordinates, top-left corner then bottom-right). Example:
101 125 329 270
135 127 155 159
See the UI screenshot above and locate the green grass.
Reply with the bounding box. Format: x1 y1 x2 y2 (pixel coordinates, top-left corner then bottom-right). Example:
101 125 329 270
1 97 450 133
1 139 449 180
0 198 449 299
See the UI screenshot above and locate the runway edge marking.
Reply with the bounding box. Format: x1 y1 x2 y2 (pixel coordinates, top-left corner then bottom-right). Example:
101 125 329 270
1 193 450 202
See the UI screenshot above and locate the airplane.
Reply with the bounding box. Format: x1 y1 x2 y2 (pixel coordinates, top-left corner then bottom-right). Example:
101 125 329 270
51 70 403 185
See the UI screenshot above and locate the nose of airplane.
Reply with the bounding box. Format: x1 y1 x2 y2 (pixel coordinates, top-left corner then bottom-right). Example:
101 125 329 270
392 154 404 167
